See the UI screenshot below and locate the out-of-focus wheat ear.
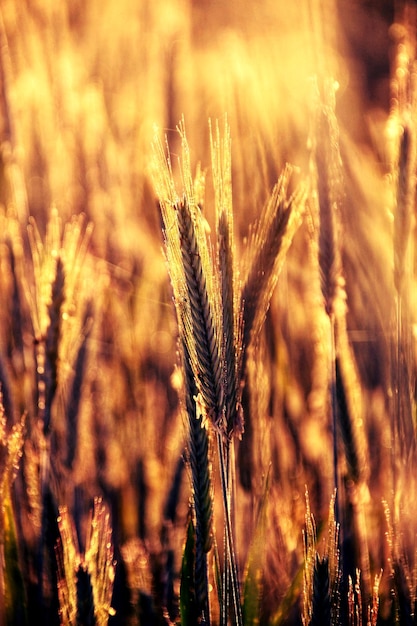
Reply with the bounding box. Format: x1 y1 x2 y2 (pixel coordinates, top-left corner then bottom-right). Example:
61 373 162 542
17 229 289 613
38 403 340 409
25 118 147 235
394 121 416 294
388 35 417 499
26 211 61 424
241 165 306 350
390 32 417 296
5 223 27 396
56 507 79 624
57 500 116 625
310 79 346 528
210 118 244 438
312 79 344 320
84 498 116 625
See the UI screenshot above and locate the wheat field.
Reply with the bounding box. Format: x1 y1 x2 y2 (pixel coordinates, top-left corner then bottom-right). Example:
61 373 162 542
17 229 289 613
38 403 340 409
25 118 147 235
0 0 416 624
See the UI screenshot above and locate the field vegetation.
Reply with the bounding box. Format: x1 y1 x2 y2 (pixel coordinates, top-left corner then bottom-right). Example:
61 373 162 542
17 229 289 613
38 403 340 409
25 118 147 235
0 1 416 624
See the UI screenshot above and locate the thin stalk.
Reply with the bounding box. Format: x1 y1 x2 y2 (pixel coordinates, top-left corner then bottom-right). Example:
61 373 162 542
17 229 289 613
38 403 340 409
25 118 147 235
184 343 212 624
217 434 242 626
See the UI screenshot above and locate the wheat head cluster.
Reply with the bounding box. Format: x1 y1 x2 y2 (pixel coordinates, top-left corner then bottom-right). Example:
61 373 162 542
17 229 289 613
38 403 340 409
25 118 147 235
0 0 416 625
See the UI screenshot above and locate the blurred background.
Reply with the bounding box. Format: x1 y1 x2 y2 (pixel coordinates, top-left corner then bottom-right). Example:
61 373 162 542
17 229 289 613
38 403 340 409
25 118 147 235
0 0 414 623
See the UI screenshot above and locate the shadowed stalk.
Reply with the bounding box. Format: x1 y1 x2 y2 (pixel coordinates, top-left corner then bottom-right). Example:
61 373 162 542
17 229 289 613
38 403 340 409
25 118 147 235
334 316 371 598
310 79 344 539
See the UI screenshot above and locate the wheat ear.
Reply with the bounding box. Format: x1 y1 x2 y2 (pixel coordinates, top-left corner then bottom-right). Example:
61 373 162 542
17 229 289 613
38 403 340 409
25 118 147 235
210 118 244 437
386 36 417 524
153 121 244 625
241 164 306 350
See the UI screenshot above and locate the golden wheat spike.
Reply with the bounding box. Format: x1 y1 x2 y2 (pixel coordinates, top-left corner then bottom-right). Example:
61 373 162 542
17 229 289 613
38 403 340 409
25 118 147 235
241 164 306 348
210 118 244 437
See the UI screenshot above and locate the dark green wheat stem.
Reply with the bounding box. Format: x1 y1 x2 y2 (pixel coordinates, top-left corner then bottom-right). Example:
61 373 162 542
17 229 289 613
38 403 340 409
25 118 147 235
183 341 213 624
